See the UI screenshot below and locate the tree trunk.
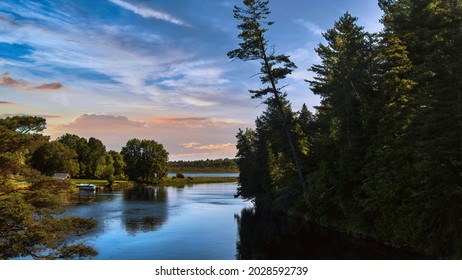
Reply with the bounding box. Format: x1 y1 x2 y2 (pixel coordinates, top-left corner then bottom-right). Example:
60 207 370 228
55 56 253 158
260 44 307 190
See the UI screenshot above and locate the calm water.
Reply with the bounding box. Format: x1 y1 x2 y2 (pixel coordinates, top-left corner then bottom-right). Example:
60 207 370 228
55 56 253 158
62 181 423 260
65 182 251 260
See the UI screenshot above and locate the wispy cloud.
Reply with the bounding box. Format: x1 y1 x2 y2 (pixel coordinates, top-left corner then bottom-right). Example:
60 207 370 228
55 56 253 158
0 101 15 104
294 19 324 36
194 143 235 151
151 117 243 128
0 113 61 119
182 142 201 148
178 141 236 158
107 0 187 26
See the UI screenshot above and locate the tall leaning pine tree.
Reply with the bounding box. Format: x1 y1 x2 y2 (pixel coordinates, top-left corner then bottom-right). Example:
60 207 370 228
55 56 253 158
228 0 307 190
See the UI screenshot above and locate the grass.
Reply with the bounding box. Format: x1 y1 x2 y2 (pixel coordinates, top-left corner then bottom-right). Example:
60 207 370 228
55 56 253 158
159 176 238 186
69 179 134 190
70 176 238 189
168 168 239 174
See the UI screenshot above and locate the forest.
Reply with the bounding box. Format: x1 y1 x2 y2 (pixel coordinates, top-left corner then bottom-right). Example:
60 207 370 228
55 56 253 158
231 0 462 258
168 158 238 173
1 0 461 260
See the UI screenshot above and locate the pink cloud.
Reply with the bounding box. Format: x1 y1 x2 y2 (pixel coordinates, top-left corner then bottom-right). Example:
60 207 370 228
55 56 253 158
0 72 63 91
0 101 15 105
194 143 235 151
0 113 61 119
49 114 241 160
57 114 146 132
34 82 63 90
0 72 27 87
182 142 201 148
151 117 243 128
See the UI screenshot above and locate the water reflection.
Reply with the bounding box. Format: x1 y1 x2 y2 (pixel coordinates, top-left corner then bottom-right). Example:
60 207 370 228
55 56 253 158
121 186 168 235
236 208 425 260
62 190 116 205
58 182 253 259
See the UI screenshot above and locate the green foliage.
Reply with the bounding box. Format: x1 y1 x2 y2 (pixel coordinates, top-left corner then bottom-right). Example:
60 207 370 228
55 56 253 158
0 116 97 259
168 158 238 173
30 141 79 176
228 0 306 190
58 134 124 181
57 133 90 177
108 150 127 179
236 98 300 211
233 0 462 258
175 173 185 179
0 184 98 259
121 138 169 183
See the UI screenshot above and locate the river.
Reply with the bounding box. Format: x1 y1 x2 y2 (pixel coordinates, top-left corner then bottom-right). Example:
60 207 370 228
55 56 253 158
64 182 250 259
63 181 423 260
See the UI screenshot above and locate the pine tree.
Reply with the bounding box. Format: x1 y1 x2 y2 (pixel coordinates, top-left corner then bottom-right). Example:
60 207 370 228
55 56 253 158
228 0 307 190
308 13 375 226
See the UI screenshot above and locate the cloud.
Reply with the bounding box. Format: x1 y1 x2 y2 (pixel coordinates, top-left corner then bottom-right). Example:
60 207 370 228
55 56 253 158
0 101 14 104
151 117 243 128
107 0 187 26
59 114 147 132
294 19 324 36
48 114 242 160
181 96 218 107
0 1 253 118
182 142 201 148
0 72 63 91
176 142 237 159
0 113 61 119
193 143 235 151
34 82 63 90
1 72 27 87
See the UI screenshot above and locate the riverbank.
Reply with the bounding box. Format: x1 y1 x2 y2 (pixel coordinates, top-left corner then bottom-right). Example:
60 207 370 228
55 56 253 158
159 176 238 186
70 176 238 189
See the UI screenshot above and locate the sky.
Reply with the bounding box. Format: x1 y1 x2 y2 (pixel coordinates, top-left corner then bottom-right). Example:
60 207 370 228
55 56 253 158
0 0 383 160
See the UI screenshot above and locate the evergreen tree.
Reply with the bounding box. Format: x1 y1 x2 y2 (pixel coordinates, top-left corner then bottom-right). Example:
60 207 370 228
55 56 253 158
228 0 307 190
308 13 375 226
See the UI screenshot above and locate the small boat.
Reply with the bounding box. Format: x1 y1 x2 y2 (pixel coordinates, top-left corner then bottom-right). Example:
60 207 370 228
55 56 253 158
76 183 97 191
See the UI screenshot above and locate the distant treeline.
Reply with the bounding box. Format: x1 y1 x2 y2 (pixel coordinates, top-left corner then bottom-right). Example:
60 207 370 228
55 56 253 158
168 158 238 173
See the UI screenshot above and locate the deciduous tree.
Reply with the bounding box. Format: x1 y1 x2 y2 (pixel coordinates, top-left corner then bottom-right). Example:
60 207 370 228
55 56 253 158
121 139 168 183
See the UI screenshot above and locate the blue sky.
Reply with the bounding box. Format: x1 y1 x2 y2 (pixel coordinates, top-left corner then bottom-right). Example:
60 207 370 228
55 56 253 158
0 0 383 160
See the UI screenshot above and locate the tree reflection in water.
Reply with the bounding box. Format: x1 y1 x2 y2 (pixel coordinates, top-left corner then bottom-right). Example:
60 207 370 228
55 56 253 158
235 208 426 260
62 189 117 205
122 185 168 235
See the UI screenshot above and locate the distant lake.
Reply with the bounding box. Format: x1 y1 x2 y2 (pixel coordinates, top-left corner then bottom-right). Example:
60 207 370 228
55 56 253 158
168 173 239 177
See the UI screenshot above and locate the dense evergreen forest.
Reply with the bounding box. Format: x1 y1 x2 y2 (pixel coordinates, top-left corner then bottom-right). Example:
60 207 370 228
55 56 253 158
232 0 462 258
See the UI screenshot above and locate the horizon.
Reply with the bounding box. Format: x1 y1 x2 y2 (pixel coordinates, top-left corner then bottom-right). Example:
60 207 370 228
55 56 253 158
0 0 383 160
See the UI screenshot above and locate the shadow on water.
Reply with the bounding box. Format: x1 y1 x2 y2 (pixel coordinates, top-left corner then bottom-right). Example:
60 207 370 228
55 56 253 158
62 189 117 205
235 208 426 260
121 185 168 235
